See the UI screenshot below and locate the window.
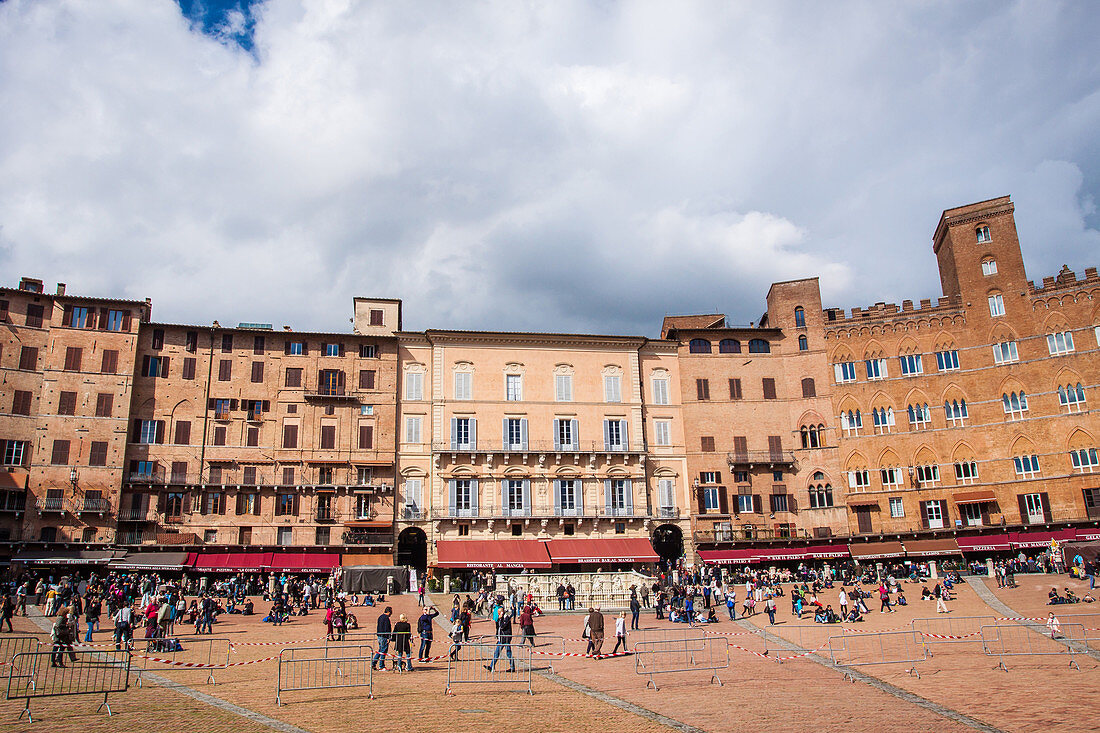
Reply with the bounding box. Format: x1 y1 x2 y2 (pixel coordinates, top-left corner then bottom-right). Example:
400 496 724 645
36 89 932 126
1013 454 1040 477
794 307 805 327
736 494 754 513
889 497 904 518
203 491 226 515
142 355 168 378
213 426 227 446
246 426 258 446
847 470 870 490
976 226 991 243
360 405 374 416
881 467 902 487
992 341 1018 364
701 436 715 452
935 350 960 371
505 374 523 401
405 416 422 443
405 372 423 400
356 467 373 485
915 464 940 487
151 328 164 349
505 479 527 514
25 304 43 328
56 391 77 416
872 407 895 433
861 358 885 380
1071 448 1099 473
51 440 70 465
182 357 196 380
899 354 923 376
137 420 163 444
19 346 38 371
924 500 945 529
800 424 824 449
318 369 344 395
809 484 833 509
1047 331 1075 356
253 335 265 355
770 494 789 513
733 471 748 482
718 339 740 353
652 377 669 405
1002 391 1028 419
1021 493 1046 524
358 344 378 358
235 493 257 517
944 399 968 426
2 440 28 466
554 374 573 401
1084 488 1100 519
504 418 526 450
558 479 577 514
982 259 997 276
1058 383 1086 412
250 361 264 383
604 375 622 403
322 343 340 357
689 339 711 354
954 461 979 484
555 418 576 450
358 424 374 449
173 421 191 446
762 378 777 400
703 486 720 511
63 347 82 371
276 493 299 517
988 294 1005 317
277 527 293 546
604 419 626 451
798 335 808 351
607 479 629 514
728 378 742 400
218 359 231 381
748 339 770 354
801 378 815 398
653 420 671 446
106 310 125 331
282 423 298 448
696 379 710 400
221 334 233 352
164 492 185 517
700 471 719 484
100 350 118 374
834 361 857 383
320 424 336 449
453 372 471 400
185 331 197 352
286 341 305 356
454 479 474 514
657 479 675 511
12 390 32 416
840 409 862 436
355 369 376 390
452 417 475 450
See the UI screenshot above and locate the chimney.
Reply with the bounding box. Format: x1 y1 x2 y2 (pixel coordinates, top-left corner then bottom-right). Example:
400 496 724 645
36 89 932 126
56 283 66 295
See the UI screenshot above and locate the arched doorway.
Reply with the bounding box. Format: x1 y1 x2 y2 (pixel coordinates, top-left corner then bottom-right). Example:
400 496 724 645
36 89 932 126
397 527 428 574
651 524 684 565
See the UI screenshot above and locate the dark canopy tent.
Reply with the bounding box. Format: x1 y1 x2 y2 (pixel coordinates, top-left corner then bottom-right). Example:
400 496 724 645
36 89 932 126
340 566 410 594
1065 541 1100 566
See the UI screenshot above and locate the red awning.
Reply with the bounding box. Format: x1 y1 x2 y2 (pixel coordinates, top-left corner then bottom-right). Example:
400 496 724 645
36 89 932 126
191 552 271 572
1077 528 1100 541
1009 529 1076 549
269 552 340 573
544 538 659 564
953 490 997 505
903 538 961 557
849 541 906 560
753 544 850 562
956 534 1011 552
848 500 880 509
436 540 552 569
698 548 758 565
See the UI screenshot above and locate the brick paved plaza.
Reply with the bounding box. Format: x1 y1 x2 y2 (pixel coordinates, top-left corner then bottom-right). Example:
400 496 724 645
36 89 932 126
2 574 1097 733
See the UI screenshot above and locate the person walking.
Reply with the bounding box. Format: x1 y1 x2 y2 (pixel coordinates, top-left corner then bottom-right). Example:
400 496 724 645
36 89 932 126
588 606 605 655
629 595 641 631
838 588 849 619
448 617 464 661
484 605 516 673
84 595 101 642
50 609 78 667
393 613 413 671
935 587 949 614
417 606 439 661
765 594 777 625
372 606 393 671
726 587 736 620
519 605 536 647
0 595 14 633
113 602 133 650
611 612 628 654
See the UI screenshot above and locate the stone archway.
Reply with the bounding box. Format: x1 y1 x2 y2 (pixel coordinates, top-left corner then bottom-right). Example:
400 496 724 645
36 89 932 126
396 526 428 574
651 523 684 563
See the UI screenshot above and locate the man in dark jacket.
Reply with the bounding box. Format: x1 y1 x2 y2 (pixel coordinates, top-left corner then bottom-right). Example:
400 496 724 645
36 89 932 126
372 606 392 671
484 605 516 672
629 596 641 630
417 606 439 661
588 606 605 655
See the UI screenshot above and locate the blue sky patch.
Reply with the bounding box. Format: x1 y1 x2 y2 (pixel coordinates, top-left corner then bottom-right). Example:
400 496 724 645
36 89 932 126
176 0 262 51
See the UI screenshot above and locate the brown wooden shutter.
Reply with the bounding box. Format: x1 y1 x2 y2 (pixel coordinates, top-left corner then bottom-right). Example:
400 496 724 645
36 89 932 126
98 308 108 330
718 487 729 514
919 501 930 529
337 370 346 395
701 436 715 452
696 379 709 400
219 360 231 381
762 378 777 400
176 420 191 445
182 357 196 380
160 356 169 378
768 435 782 460
733 436 747 460
247 427 259 446
102 350 117 374
283 424 298 449
801 377 816 398
132 419 142 442
284 341 291 355
696 488 707 514
251 361 264 383
1039 492 1052 522
752 494 762 514
236 493 245 514
321 424 336 449
787 495 798 513
729 378 742 400
359 425 374 449
121 311 132 331
1016 495 1030 524
62 305 73 326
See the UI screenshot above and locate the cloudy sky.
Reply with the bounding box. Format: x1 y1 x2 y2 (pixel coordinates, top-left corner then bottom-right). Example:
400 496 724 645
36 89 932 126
1 0 1099 336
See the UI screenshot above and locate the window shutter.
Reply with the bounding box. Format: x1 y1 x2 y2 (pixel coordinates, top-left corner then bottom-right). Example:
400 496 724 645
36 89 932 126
302 341 309 355
284 341 291 355
121 311 132 331
500 478 510 513
339 343 345 357
733 436 747 460
449 480 457 516
230 399 238 410
317 370 324 393
762 378 776 399
520 479 531 512
576 479 584 514
570 419 579 449
520 419 528 450
604 479 612 514
919 501 929 529
620 419 629 451
469 418 477 449
623 479 633 514
603 420 611 451
1039 492 1052 522
553 419 561 451
718 487 729 514
768 435 782 460
502 418 510 450
207 398 216 410
132 419 141 442
62 305 73 327
155 420 166 444
160 356 170 378
752 494 762 514
697 486 707 514
553 480 562 514
253 494 262 515
450 418 458 450
1016 495 1029 524
142 355 150 376
98 308 108 330
337 370 346 394
293 494 300 516
470 479 479 514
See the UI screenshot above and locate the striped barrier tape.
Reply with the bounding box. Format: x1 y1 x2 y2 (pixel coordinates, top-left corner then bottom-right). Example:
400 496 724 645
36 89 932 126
135 653 281 668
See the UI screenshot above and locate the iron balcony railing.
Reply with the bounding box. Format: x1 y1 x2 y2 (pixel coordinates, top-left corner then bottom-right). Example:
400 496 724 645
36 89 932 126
432 440 643 454
36 497 67 512
79 497 111 513
726 450 797 466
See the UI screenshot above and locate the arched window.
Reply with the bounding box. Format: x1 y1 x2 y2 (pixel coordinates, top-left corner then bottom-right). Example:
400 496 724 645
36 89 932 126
809 482 833 508
976 225 991 243
1002 391 1028 419
944 399 968 426
981 258 998 276
794 307 806 327
907 403 931 427
872 407 895 433
801 377 816 398
801 425 825 449
718 339 741 353
798 335 808 351
841 409 862 435
688 339 712 354
748 338 770 354
1058 383 1086 412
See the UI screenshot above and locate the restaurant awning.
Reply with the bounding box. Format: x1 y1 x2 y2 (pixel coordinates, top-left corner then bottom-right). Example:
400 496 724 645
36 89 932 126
436 539 552 569
848 541 906 560
953 490 997 505
1077 528 1100 541
544 537 659 564
109 552 190 571
268 552 340 573
13 549 123 565
903 538 961 557
1009 529 1076 549
848 499 880 509
956 534 1011 552
698 548 758 565
190 552 271 572
753 544 850 562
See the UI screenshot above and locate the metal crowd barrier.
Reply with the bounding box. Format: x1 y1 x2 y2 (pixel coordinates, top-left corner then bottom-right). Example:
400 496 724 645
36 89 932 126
134 636 232 686
0 636 42 689
471 633 565 671
827 630 930 680
758 624 837 658
911 615 997 644
5 649 131 723
445 642 533 696
980 623 1086 671
1056 613 1100 653
276 645 374 705
633 637 728 691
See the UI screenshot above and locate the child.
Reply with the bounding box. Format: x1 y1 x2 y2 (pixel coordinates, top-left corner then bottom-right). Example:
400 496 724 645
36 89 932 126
611 612 627 653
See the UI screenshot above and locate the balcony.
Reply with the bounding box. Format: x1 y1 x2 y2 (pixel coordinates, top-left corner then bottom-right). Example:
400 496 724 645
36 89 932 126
78 497 111 514
655 507 680 519
247 410 264 422
0 493 26 513
304 388 358 402
431 440 644 456
599 507 636 519
726 450 796 468
496 507 533 518
116 528 157 545
341 529 392 546
214 411 231 421
118 508 151 522
315 507 337 523
693 526 813 544
36 497 67 513
402 507 423 521
127 472 165 485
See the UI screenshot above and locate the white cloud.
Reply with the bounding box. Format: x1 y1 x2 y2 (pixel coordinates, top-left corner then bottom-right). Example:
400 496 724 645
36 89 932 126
1 0 1098 335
